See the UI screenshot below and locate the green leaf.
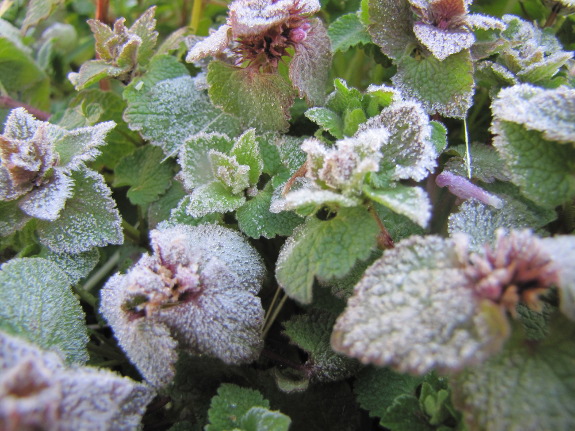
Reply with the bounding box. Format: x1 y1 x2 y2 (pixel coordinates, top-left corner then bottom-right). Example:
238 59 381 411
21 0 64 32
114 145 174 206
328 13 372 53
209 151 251 194
393 50 474 118
208 61 295 132
68 60 126 90
124 55 241 156
367 0 417 60
492 121 575 208
452 316 575 431
304 107 344 139
326 79 363 114
354 367 422 419
185 182 246 217
430 120 448 154
230 129 264 186
0 199 31 237
380 395 434 431
37 167 123 254
240 407 291 431
147 180 187 229
236 186 303 239
276 207 379 304
364 185 431 228
164 196 223 228
342 107 366 137
0 258 88 364
39 248 100 284
444 143 511 183
283 309 360 382
205 383 270 431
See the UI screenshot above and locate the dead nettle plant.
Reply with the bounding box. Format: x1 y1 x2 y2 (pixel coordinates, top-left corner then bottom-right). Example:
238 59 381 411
0 0 575 430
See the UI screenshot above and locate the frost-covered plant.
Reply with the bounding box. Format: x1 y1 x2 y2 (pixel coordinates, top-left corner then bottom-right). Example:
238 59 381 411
100 223 266 387
0 331 153 431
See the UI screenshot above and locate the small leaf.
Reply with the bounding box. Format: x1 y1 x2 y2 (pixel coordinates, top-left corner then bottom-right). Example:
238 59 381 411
186 182 246 217
305 107 344 139
380 395 434 431
368 0 417 60
230 129 264 186
114 146 174 206
21 0 64 33
240 407 291 431
37 167 123 254
0 258 88 364
444 142 511 183
364 184 431 228
276 207 379 304
208 60 295 132
328 12 372 53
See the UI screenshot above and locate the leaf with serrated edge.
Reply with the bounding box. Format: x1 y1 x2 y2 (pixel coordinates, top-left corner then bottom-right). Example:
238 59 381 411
452 316 575 431
37 167 123 254
276 207 379 304
124 55 241 157
240 407 292 431
114 145 174 206
186 182 246 217
39 248 100 285
0 258 88 364
328 12 372 53
364 184 431 228
230 129 263 185
368 0 417 60
332 235 509 374
305 107 344 139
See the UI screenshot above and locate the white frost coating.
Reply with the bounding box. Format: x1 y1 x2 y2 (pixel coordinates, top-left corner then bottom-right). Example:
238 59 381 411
186 24 232 62
18 170 74 221
0 331 154 431
540 236 575 321
359 100 437 181
100 224 266 387
491 84 575 144
270 185 360 213
332 235 507 374
413 24 474 61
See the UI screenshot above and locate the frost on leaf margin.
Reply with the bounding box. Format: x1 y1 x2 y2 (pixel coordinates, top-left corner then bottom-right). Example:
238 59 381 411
100 223 266 387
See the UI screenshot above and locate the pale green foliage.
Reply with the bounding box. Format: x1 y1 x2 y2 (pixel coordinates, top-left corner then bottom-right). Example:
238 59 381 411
0 331 154 431
328 12 371 53
444 143 511 183
39 248 100 284
206 383 290 431
0 258 88 364
100 224 266 387
21 0 64 33
331 235 509 374
364 184 431 228
452 317 575 431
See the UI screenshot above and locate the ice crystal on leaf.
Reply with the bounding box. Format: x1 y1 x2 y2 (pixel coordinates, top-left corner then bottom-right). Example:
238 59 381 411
0 108 115 222
100 224 266 387
0 331 154 431
68 7 158 90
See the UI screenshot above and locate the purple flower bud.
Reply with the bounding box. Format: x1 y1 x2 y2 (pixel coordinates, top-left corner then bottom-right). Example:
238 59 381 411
436 171 504 209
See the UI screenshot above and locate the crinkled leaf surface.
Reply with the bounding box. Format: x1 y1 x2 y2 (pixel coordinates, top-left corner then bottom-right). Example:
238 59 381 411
413 23 474 61
0 258 88 364
114 145 174 206
124 55 241 156
491 84 575 144
332 235 508 374
328 12 371 53
305 107 344 139
393 50 474 118
283 309 360 382
452 317 575 431
37 167 123 253
39 248 100 284
185 181 246 217
492 121 575 208
368 0 416 59
445 143 511 183
208 60 295 132
364 185 431 228
240 406 292 431
380 394 434 431
230 129 264 186
54 121 116 170
276 207 379 304
0 199 30 236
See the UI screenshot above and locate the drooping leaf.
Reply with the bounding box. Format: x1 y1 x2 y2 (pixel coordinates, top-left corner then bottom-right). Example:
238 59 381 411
208 60 295 132
37 167 123 254
328 12 372 53
0 258 88 364
114 145 175 206
364 184 431 228
276 207 380 304
124 55 241 156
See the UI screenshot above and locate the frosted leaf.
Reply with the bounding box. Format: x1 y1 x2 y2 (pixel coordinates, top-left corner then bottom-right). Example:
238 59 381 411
436 171 504 209
185 182 246 217
413 23 474 61
289 18 331 105
0 200 31 237
270 183 360 214
328 12 372 53
0 258 88 364
359 100 437 181
186 24 232 62
230 129 263 185
466 13 505 30
491 84 575 144
0 331 154 431
368 0 418 60
332 235 509 374
1 106 40 140
209 151 251 194
444 142 511 183
37 167 123 254
393 49 474 118
100 224 266 387
540 236 575 321
40 248 100 284
17 170 73 220
363 185 431 228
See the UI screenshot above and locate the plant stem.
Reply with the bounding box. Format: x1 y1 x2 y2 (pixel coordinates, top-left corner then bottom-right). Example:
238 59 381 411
367 206 394 249
190 0 203 33
122 220 141 244
463 118 472 179
0 96 51 120
262 293 288 339
264 286 282 323
82 250 121 292
73 284 98 308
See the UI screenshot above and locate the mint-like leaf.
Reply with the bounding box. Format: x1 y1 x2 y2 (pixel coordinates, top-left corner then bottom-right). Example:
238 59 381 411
39 248 99 284
21 0 64 33
276 207 379 304
444 142 511 183
364 184 431 228
0 258 88 364
328 12 372 53
240 406 291 431
114 145 174 206
368 0 417 60
185 182 246 217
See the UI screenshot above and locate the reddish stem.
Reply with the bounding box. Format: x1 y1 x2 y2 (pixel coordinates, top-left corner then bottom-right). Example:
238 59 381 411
0 96 51 121
96 0 111 91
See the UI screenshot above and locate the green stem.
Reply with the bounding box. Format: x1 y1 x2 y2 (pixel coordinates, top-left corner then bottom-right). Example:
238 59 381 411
82 250 121 292
262 294 288 339
122 220 141 244
190 0 203 33
463 118 472 179
73 284 98 308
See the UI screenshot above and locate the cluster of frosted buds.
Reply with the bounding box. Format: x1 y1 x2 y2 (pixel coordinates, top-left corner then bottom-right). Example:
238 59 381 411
464 229 559 316
188 0 321 72
101 223 266 387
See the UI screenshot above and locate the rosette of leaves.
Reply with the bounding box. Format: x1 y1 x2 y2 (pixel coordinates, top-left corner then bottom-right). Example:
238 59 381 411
186 0 331 131
491 84 575 208
0 108 123 253
0 330 154 431
475 15 573 89
332 230 575 375
68 7 158 90
100 223 266 388
366 0 502 117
